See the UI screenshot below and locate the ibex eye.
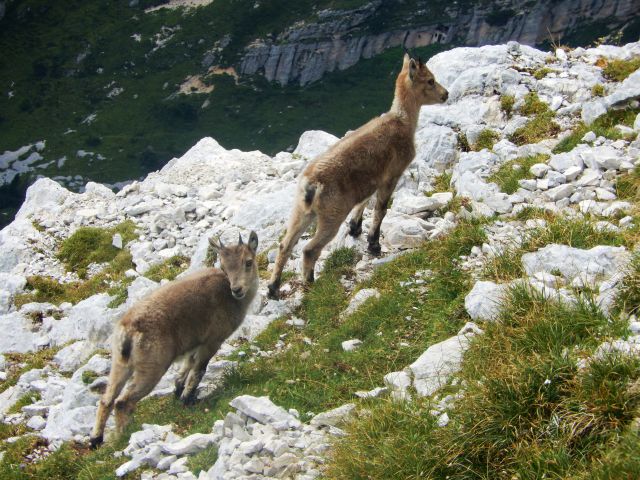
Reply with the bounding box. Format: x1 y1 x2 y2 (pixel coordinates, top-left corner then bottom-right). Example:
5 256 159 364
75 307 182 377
428 78 435 86
246 260 253 268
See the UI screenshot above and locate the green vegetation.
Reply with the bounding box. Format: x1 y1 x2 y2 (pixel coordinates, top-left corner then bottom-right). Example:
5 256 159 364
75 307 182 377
488 154 548 195
533 67 556 80
81 369 100 385
554 106 640 153
0 347 60 394
472 129 500 151
500 94 515 118
482 215 631 282
456 131 471 152
520 92 550 116
509 112 560 146
325 285 637 479
616 167 640 201
145 255 190 282
602 57 640 81
7 392 42 415
430 171 453 194
591 83 605 97
614 253 640 317
57 221 137 277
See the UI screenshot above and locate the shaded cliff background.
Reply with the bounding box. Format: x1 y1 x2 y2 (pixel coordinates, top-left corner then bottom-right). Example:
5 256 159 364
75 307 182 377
0 0 639 226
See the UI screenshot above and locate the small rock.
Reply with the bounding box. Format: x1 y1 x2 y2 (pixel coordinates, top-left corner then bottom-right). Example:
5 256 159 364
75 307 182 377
341 339 362 352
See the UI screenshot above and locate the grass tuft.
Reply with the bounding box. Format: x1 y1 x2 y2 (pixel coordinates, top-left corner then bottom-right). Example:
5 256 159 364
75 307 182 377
509 112 560 145
554 107 640 153
145 255 190 282
472 129 500 151
591 83 605 97
602 57 640 82
500 94 515 118
57 221 137 278
520 92 550 116
488 154 549 194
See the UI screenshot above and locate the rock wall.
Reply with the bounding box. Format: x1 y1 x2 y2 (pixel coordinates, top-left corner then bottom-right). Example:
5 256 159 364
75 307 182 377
237 0 640 86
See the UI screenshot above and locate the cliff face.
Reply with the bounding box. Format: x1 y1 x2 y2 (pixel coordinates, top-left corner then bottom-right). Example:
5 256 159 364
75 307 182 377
237 0 640 86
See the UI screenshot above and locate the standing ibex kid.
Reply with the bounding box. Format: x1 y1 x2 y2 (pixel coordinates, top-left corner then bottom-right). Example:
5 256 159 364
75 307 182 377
267 53 448 299
90 231 259 447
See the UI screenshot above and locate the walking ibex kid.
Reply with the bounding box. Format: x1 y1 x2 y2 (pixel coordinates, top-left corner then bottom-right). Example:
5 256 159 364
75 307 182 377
90 232 259 447
267 53 448 299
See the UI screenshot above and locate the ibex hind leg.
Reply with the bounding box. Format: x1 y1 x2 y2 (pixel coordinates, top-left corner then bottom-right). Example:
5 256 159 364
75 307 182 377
90 360 132 449
302 216 344 284
113 364 167 437
268 203 314 299
367 182 397 255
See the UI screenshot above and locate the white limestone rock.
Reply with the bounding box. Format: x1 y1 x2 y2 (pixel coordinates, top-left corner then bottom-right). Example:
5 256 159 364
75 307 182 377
342 288 380 317
229 395 301 430
293 130 339 161
310 403 355 428
465 281 509 322
52 340 95 373
162 433 218 456
341 339 362 352
409 322 483 397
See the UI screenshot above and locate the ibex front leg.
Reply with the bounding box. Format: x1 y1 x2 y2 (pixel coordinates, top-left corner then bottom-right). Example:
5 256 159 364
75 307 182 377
348 198 369 237
367 180 398 255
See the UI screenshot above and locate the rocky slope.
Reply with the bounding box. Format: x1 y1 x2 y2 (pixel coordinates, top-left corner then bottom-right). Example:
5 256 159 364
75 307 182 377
0 40 639 478
237 0 640 85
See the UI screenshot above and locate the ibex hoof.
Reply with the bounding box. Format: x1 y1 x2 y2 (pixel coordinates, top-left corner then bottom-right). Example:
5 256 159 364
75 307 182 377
266 283 280 300
89 435 103 449
367 243 382 256
348 221 362 237
174 384 184 399
181 392 198 406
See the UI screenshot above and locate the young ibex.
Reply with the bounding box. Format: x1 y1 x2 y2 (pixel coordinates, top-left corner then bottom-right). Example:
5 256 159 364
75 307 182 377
267 53 448 299
90 231 259 447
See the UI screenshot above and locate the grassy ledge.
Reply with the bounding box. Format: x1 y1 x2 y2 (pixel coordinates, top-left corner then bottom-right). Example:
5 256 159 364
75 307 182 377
488 154 549 195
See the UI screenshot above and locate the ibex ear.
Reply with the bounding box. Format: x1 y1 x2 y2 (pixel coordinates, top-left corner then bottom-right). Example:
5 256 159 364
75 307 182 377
402 53 411 69
408 58 418 81
248 231 258 253
208 236 224 253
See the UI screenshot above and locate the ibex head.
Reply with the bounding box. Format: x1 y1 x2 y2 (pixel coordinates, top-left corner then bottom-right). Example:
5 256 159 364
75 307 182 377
209 231 259 300
400 53 448 106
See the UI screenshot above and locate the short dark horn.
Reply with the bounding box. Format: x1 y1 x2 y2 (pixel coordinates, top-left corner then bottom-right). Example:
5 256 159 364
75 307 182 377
238 232 243 245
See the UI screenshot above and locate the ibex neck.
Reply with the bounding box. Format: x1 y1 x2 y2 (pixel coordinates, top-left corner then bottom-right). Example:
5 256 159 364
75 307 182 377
389 93 420 131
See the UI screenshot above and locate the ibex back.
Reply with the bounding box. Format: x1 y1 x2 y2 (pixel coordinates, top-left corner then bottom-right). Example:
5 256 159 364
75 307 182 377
268 54 448 299
90 231 259 447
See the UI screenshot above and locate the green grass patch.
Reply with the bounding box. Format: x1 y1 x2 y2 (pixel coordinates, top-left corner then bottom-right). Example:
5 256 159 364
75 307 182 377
520 92 550 116
500 94 515 118
0 347 60 394
533 67 557 80
472 129 500 151
613 253 640 318
145 255 190 282
616 168 640 201
592 83 605 97
57 220 137 277
326 285 636 479
509 112 560 146
187 444 218 475
488 154 548 194
81 369 100 385
602 57 640 82
553 106 640 153
7 392 42 415
483 215 629 282
429 171 453 194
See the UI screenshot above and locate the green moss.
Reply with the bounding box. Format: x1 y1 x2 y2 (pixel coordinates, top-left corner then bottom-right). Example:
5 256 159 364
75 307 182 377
1 347 60 394
145 255 190 282
500 94 515 118
602 57 640 82
472 129 500 151
456 131 471 152
57 221 137 277
509 112 560 146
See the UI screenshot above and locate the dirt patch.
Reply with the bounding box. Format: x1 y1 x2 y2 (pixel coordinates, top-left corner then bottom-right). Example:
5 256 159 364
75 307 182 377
145 0 215 13
178 75 215 95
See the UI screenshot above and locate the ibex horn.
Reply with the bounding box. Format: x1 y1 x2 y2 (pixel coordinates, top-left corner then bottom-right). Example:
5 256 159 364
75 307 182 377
238 232 243 245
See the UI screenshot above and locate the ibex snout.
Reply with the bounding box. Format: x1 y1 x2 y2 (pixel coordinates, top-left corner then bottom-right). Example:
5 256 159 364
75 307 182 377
440 89 449 103
231 286 246 299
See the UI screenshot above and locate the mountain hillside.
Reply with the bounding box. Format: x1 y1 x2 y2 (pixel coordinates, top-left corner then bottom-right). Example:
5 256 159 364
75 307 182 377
1 0 639 227
0 39 640 479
